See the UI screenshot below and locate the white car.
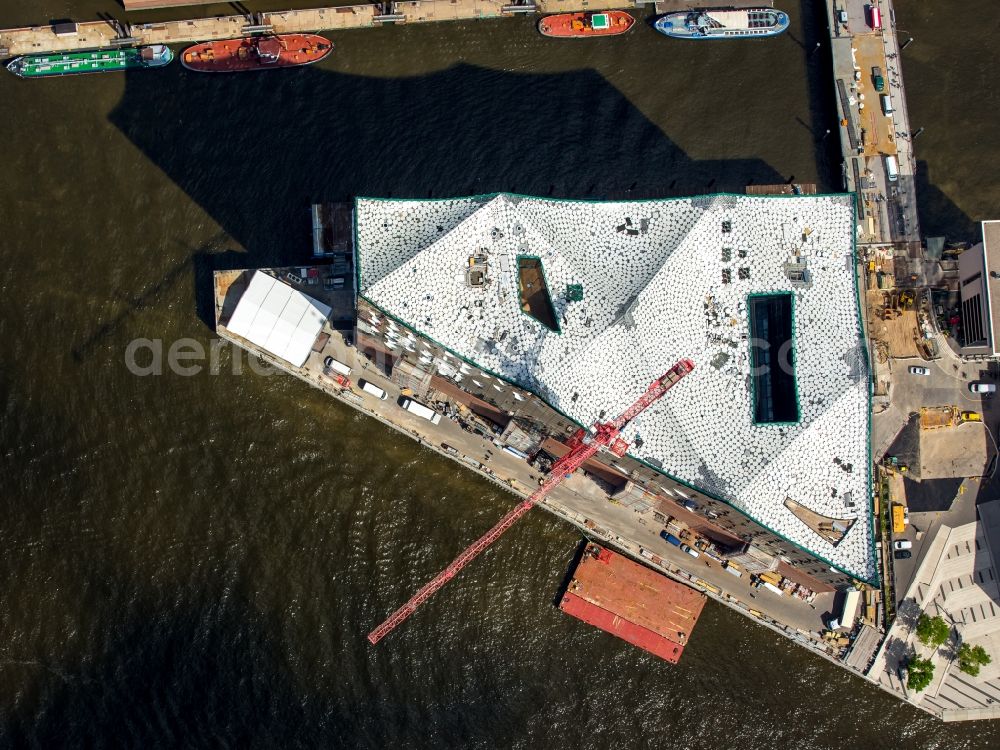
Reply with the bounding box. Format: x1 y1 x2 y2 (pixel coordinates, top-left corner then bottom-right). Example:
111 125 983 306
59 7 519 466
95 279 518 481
908 366 930 376
970 382 997 394
893 540 912 551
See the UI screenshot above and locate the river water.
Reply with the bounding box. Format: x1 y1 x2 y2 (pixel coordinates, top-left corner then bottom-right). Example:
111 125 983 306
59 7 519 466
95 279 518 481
1 1 997 746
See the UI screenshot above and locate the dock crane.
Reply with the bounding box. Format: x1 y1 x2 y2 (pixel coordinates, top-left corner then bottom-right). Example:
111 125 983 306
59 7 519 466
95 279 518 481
367 358 695 645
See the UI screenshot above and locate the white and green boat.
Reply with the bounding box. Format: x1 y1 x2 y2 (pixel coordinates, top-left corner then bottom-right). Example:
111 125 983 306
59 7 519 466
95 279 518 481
6 45 173 78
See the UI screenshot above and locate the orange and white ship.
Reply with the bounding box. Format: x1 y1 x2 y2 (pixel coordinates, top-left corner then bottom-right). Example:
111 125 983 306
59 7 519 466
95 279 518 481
181 34 332 73
538 11 635 38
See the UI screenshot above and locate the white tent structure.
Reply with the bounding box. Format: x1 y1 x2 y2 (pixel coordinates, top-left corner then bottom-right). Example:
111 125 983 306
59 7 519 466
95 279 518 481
226 272 331 367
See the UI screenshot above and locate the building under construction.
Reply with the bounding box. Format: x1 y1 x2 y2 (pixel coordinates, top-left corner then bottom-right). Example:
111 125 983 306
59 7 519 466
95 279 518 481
353 192 874 588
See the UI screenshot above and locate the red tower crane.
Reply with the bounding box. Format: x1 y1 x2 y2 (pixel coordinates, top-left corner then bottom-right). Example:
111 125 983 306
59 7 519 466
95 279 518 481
367 358 695 645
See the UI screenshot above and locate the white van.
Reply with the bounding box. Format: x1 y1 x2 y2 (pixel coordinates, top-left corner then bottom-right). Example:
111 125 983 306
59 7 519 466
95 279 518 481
401 398 442 425
880 93 894 115
323 355 351 377
884 154 899 182
358 379 387 400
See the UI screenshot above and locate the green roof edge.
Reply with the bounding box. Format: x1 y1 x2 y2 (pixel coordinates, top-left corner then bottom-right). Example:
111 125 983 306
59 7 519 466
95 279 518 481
353 191 878 585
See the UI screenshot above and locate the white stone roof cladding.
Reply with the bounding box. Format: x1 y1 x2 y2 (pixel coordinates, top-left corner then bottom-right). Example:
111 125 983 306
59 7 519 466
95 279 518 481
357 194 873 581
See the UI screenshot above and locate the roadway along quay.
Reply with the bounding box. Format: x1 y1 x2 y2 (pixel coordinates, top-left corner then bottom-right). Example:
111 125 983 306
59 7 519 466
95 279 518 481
826 0 921 252
211 261 873 671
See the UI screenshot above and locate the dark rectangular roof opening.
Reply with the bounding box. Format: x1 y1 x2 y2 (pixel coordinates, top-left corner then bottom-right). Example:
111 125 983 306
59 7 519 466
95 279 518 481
749 293 799 424
517 256 559 332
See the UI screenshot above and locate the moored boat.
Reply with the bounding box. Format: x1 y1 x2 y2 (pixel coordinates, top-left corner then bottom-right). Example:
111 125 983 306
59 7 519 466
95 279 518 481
180 34 332 73
654 7 790 40
6 45 173 78
538 11 635 38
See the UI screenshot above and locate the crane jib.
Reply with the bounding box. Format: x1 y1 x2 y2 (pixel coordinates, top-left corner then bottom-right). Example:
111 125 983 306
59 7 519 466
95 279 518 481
366 358 694 645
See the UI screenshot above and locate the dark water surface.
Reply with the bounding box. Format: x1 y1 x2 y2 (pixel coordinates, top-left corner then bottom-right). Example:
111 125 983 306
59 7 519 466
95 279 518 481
1 1 997 747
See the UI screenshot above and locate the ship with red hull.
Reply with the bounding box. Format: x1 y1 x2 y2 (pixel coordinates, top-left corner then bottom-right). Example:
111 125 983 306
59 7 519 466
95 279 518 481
181 33 332 73
538 11 635 38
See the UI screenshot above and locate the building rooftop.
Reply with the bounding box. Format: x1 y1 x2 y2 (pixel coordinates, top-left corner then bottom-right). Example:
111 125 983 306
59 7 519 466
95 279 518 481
869 499 1000 720
356 193 873 581
982 220 1000 355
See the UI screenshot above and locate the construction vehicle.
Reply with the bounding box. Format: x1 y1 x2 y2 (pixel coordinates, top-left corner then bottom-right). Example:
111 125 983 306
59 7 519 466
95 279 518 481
882 455 909 473
871 66 885 92
960 411 983 423
367 358 696 645
891 503 906 534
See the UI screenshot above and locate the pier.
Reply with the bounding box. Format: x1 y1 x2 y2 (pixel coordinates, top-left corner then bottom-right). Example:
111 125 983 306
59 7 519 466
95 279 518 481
0 1 774 57
0 1 605 56
825 0 922 255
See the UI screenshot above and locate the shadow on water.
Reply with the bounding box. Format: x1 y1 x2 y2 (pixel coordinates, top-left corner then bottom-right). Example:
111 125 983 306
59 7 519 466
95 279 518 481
108 62 789 328
795 0 842 191
71 232 231 361
915 159 980 242
551 537 589 607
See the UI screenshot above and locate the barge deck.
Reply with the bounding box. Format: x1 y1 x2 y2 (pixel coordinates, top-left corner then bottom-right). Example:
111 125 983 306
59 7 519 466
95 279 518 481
559 543 706 663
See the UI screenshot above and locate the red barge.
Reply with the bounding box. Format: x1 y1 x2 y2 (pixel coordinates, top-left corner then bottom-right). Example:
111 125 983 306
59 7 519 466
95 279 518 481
538 11 635 38
181 34 332 73
559 543 706 663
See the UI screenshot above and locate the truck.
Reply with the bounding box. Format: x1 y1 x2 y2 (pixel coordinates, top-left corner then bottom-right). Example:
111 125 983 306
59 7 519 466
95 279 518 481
871 66 885 92
400 398 442 425
867 3 882 30
884 154 899 182
891 503 906 534
838 588 862 631
660 531 682 547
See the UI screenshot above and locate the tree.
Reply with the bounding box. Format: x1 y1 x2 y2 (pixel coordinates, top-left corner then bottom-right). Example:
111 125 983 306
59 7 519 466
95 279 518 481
907 655 935 692
916 614 950 648
957 643 992 677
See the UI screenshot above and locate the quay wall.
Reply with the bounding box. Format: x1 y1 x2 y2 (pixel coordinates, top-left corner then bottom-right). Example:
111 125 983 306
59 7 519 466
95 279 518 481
214 322 868 678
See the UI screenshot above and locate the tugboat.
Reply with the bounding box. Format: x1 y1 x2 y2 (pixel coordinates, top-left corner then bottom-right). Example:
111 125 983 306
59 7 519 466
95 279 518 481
6 45 173 78
654 7 790 39
181 34 332 73
538 11 635 38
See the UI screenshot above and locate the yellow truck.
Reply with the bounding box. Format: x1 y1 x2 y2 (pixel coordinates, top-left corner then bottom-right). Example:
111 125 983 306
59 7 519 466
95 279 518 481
891 503 906 534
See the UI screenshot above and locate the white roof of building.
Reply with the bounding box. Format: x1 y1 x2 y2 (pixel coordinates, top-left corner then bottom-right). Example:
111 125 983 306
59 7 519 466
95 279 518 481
227 271 331 367
356 194 873 581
